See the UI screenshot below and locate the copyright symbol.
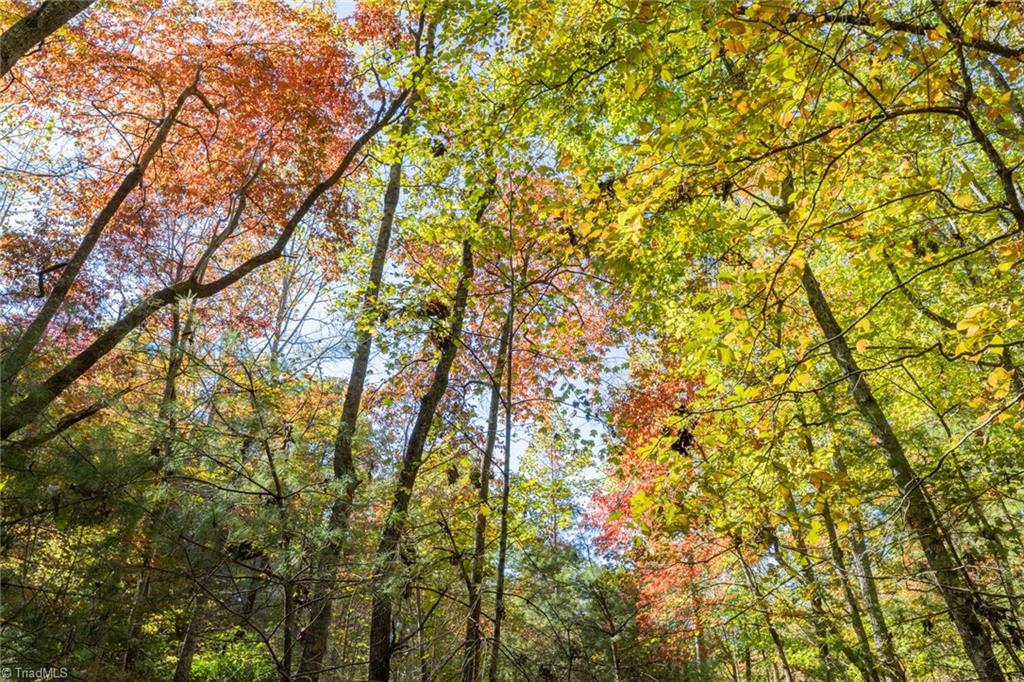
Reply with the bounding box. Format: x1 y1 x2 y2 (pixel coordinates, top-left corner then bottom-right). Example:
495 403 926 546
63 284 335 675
1 667 11 679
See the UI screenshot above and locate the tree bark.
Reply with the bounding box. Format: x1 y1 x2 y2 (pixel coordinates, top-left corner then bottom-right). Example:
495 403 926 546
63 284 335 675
461 300 512 682
486 288 514 682
366 239 475 682
294 115 413 682
173 593 206 682
0 0 93 77
821 499 889 682
800 263 1005 681
734 545 795 682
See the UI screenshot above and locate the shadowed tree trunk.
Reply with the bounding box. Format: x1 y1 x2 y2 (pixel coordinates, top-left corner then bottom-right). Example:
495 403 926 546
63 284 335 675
486 287 514 682
0 0 93 77
294 113 414 682
367 238 475 682
461 299 512 682
801 263 1006 681
173 593 206 682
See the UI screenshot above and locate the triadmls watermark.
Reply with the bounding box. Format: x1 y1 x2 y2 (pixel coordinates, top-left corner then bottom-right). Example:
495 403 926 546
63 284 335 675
0 667 68 680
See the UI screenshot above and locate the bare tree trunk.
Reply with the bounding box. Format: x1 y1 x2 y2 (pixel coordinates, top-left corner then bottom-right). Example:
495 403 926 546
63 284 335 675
734 545 795 682
779 492 840 682
801 263 1005 681
461 301 512 682
0 0 93 77
367 239 475 682
821 499 890 682
173 593 206 682
295 114 413 682
795 409 885 681
486 290 514 682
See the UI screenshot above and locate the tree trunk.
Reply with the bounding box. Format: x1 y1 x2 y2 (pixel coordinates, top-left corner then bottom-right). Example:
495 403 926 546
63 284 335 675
173 593 206 682
486 289 515 682
795 409 885 681
779 492 840 682
800 263 1005 681
0 0 93 77
821 499 889 682
461 301 512 682
123 302 192 672
366 239 475 682
295 114 413 682
734 545 795 682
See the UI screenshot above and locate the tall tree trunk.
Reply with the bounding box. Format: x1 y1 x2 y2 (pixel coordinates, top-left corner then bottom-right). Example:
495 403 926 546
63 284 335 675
0 0 93 77
486 288 514 682
173 593 207 682
826 451 906 682
779 493 840 682
821 499 891 682
123 302 193 672
734 545 795 682
366 239 475 682
295 114 413 682
847 515 905 682
461 301 512 682
795 409 886 681
800 263 1005 681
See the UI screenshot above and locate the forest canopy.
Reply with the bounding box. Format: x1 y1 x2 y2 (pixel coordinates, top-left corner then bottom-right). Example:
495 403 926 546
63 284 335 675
1 0 1023 680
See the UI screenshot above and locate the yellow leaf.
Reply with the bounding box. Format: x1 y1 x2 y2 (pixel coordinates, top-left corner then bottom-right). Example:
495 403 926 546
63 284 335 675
855 338 868 353
723 38 747 54
988 367 1011 389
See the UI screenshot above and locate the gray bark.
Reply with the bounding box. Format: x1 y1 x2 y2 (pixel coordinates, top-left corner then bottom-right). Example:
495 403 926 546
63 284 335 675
0 0 93 77
295 115 412 682
461 301 512 682
367 239 475 682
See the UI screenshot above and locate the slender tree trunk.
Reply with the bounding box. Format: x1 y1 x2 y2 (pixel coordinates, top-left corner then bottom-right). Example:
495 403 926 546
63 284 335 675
173 593 206 682
821 499 890 682
780 492 849 682
0 0 93 77
847 516 905 681
122 543 156 673
461 303 512 682
123 302 192 672
800 263 1005 681
734 545 795 682
486 290 514 682
826 451 906 682
295 115 413 682
366 240 475 682
794 410 885 681
281 578 295 681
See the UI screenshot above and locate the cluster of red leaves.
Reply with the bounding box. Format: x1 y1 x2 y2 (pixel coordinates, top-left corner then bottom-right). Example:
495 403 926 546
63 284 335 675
1 0 365 346
588 363 724 662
